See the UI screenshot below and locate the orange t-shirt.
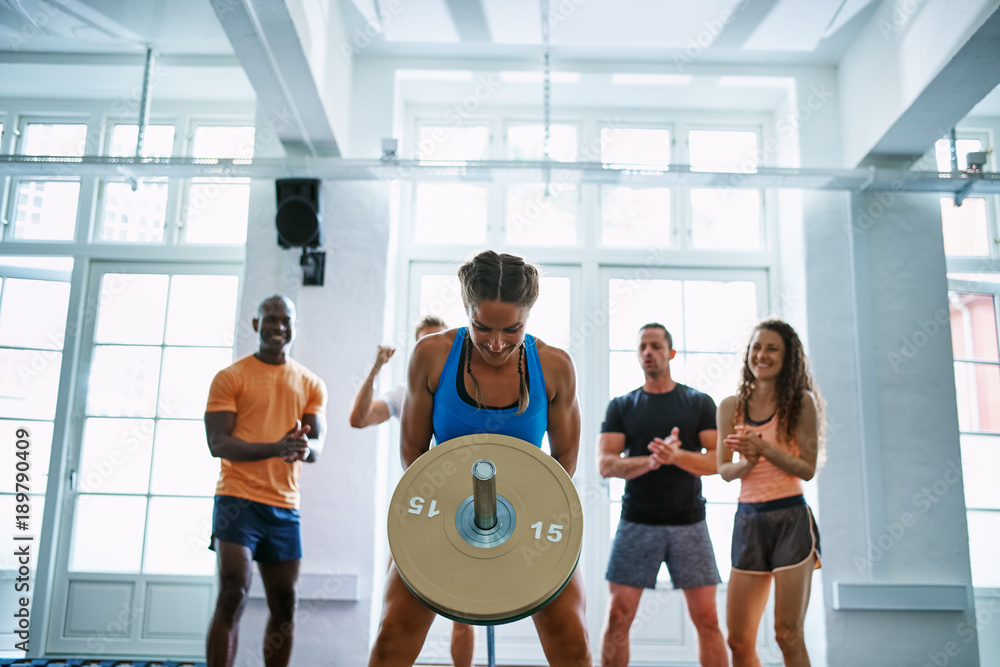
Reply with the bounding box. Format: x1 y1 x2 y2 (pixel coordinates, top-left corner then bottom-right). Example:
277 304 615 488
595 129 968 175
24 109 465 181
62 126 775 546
738 416 804 503
206 354 327 509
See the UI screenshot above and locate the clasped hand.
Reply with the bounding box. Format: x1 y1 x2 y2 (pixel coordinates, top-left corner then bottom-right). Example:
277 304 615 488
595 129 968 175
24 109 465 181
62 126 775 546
278 420 312 462
724 425 764 464
647 427 681 468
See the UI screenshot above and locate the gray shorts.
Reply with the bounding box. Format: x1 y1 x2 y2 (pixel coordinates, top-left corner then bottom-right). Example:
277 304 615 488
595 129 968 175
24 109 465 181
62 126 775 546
605 518 722 590
731 495 820 573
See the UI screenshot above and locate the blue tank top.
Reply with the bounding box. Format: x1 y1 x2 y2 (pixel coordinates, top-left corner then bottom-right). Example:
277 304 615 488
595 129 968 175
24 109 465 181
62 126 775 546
432 328 547 446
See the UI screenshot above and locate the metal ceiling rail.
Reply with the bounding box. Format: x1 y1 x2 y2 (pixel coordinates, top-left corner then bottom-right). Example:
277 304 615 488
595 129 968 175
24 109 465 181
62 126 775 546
0 155 997 196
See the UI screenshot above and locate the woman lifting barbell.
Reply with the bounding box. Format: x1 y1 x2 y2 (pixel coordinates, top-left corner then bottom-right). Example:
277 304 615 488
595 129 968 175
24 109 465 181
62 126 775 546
368 250 592 667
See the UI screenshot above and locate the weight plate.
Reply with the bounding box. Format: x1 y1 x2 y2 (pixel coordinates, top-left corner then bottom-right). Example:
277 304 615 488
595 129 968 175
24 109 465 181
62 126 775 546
388 434 583 624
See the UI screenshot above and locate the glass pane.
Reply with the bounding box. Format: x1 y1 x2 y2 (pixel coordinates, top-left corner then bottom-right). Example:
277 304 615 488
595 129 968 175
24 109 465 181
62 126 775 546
191 126 255 159
940 198 989 256
683 352 742 406
609 350 645 399
78 418 154 494
0 278 71 349
530 277 571 350
0 349 62 419
507 125 577 161
150 420 219 496
0 420 53 494
506 184 578 246
419 275 466 328
609 502 622 537
94 273 168 345
949 292 998 361
143 497 216 575
953 362 1000 432
0 256 73 274
414 184 487 244
960 433 1000 509
705 503 736 583
684 280 758 351
418 125 489 160
70 495 146 572
12 181 80 241
22 123 87 157
934 138 982 172
601 128 670 166
689 130 758 172
184 179 250 244
966 510 1000 588
165 275 240 347
601 187 671 247
86 346 163 418
109 124 175 158
158 347 233 419
691 189 761 250
98 181 168 243
607 279 684 350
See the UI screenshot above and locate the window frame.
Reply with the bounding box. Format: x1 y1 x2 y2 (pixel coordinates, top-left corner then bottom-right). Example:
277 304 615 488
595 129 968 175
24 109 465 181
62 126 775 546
947 275 1000 590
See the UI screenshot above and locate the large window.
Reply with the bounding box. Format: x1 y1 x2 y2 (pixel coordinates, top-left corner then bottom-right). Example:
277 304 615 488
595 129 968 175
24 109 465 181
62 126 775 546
0 258 73 649
400 108 776 665
68 269 237 575
948 276 1000 588
0 100 253 659
939 133 1000 590
408 118 766 254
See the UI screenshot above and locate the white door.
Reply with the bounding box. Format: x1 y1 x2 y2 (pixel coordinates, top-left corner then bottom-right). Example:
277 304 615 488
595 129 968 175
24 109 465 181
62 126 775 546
46 262 241 658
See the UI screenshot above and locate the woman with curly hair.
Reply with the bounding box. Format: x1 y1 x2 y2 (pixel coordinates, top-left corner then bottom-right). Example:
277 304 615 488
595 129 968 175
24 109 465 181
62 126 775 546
717 319 825 667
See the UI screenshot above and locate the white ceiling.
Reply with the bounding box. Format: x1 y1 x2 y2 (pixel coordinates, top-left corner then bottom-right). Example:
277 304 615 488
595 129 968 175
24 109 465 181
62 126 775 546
345 0 880 62
0 0 996 120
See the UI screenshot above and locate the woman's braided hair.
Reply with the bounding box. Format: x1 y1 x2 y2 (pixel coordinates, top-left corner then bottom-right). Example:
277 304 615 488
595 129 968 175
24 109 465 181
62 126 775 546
457 251 540 414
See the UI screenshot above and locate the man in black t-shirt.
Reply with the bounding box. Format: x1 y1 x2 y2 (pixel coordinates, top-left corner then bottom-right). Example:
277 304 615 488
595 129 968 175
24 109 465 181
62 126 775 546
597 323 727 667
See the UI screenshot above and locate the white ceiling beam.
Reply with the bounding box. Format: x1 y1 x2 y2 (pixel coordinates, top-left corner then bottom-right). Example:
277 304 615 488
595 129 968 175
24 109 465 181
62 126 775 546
212 0 340 157
443 0 491 42
865 7 1000 164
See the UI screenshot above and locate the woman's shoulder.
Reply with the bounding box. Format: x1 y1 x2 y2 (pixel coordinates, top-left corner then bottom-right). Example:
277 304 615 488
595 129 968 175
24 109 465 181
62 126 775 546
532 336 572 365
412 328 459 363
717 394 739 412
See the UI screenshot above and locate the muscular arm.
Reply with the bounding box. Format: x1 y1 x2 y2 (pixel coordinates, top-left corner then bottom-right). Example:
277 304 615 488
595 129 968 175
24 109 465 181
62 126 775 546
300 413 327 463
716 396 755 482
205 411 306 462
662 429 719 477
399 336 442 469
542 345 581 478
348 346 395 429
597 432 656 479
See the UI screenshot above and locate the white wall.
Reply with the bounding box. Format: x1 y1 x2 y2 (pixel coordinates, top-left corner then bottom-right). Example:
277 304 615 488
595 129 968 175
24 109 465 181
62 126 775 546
234 105 392 666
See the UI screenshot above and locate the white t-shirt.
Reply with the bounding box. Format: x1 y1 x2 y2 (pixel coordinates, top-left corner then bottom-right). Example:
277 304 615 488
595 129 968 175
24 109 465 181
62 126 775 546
382 384 405 420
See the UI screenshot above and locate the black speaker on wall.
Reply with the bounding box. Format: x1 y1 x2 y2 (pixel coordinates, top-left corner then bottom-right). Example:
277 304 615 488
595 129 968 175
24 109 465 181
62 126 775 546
275 178 325 286
275 178 323 248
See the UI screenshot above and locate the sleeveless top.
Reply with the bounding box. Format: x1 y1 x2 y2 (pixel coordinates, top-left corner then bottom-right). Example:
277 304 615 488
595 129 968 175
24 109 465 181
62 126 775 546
432 328 547 446
738 414 804 503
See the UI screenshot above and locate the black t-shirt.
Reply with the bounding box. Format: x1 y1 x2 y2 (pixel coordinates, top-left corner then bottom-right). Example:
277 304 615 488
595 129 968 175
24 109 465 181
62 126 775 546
601 384 717 525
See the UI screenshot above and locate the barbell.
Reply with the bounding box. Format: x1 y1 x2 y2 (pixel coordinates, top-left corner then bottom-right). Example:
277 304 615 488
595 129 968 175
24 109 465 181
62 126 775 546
387 433 583 625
